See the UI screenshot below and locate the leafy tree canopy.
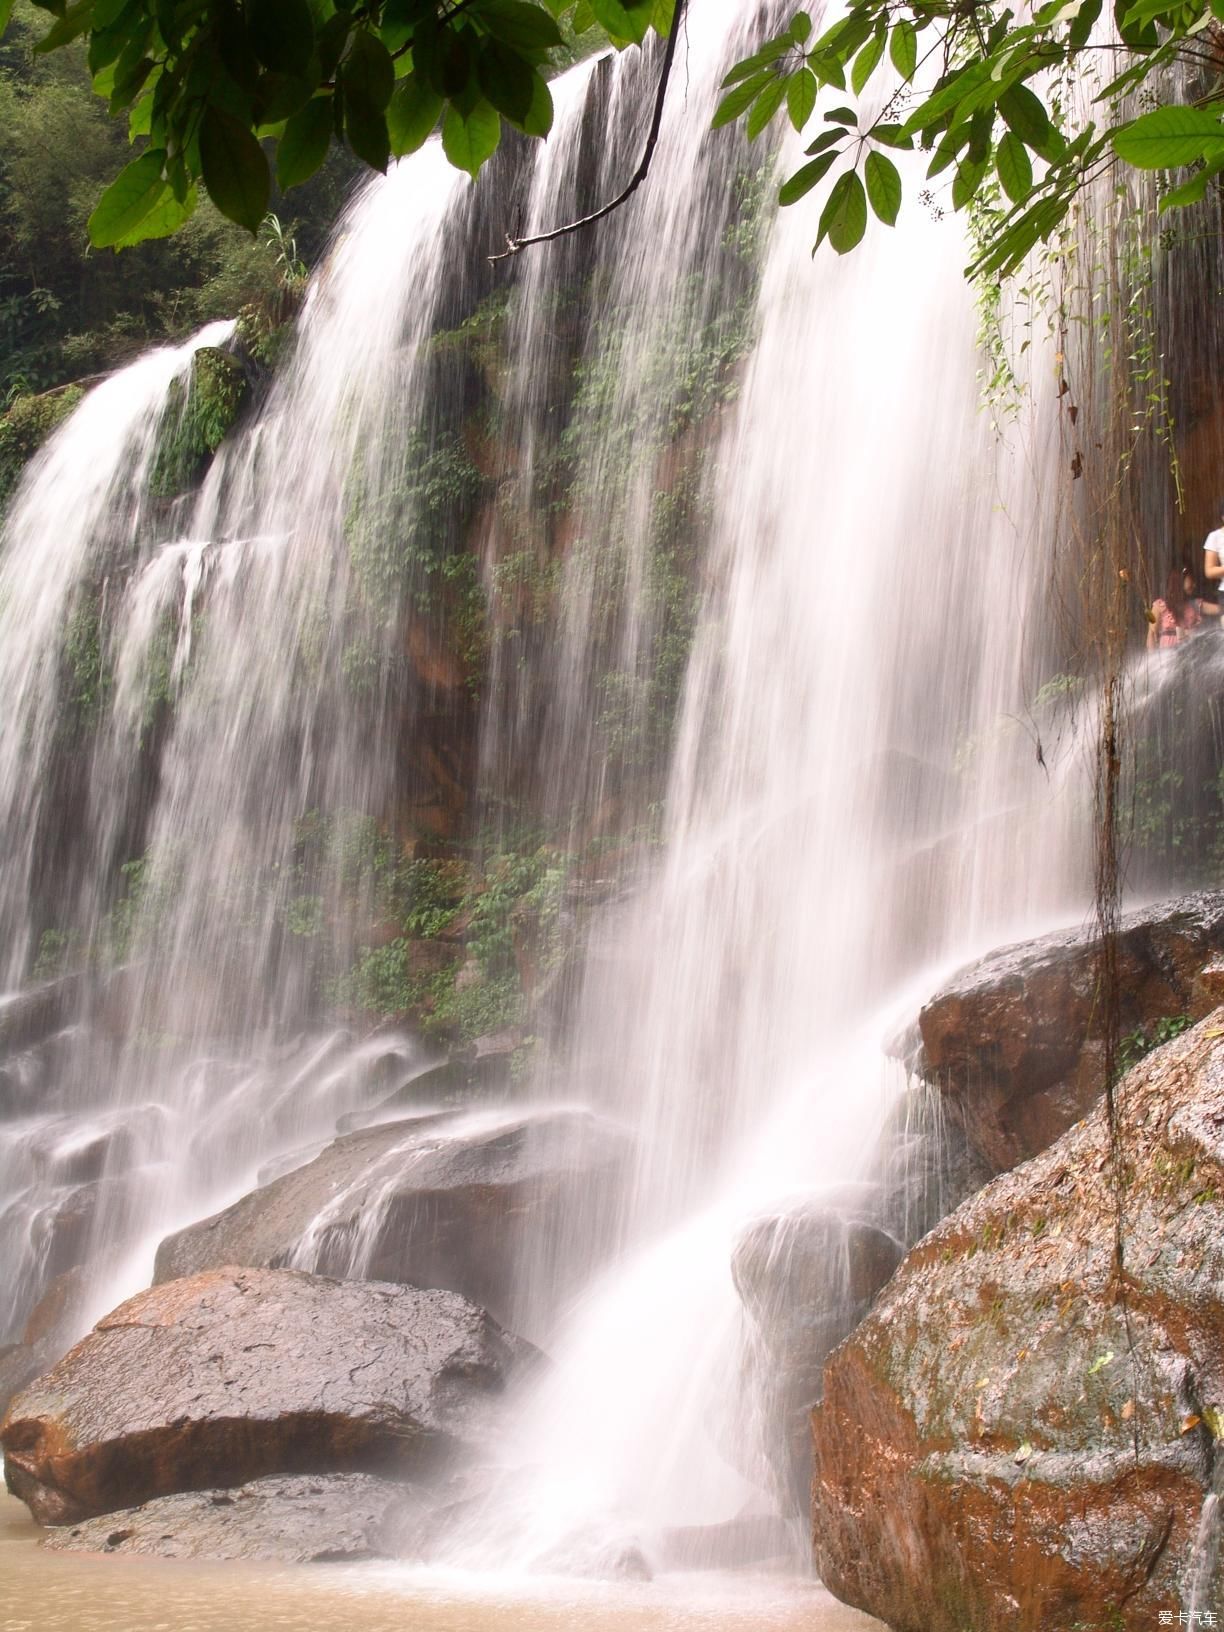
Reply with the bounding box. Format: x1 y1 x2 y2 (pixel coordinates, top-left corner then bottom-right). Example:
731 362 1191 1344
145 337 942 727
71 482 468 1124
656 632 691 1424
4 0 1219 273
720 0 1224 278
2 0 671 248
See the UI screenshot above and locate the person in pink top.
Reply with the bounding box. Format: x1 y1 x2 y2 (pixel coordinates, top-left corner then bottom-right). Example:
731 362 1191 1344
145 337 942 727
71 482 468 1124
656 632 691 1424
1148 566 1210 650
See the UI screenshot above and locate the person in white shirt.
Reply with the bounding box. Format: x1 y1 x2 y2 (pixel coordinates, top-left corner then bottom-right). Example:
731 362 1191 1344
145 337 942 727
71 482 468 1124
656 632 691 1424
1204 501 1224 592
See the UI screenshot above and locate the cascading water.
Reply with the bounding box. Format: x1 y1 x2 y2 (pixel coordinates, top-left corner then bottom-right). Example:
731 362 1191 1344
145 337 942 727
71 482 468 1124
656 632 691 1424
0 0 1099 1595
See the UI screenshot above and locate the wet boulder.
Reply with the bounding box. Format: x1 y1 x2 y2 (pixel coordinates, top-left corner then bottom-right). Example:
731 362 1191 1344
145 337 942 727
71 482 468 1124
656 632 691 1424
918 890 1224 1172
812 1009 1224 1632
40 1472 422 1562
731 1193 903 1512
154 1107 632 1338
0 1265 539 1526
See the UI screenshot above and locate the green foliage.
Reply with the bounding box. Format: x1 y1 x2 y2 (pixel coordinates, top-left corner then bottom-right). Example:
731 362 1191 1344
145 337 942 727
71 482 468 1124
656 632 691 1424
345 430 486 614
33 926 79 979
3 0 671 247
716 0 1224 280
0 382 83 507
147 344 247 496
0 1 353 395
1117 1012 1193 1076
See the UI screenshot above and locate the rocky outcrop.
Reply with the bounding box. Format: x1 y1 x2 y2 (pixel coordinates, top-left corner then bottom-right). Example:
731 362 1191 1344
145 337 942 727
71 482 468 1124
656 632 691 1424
918 890 1224 1172
153 1108 632 1336
812 1009 1224 1631
0 1266 91 1419
732 1193 903 1511
1 1266 538 1526
40 1472 422 1561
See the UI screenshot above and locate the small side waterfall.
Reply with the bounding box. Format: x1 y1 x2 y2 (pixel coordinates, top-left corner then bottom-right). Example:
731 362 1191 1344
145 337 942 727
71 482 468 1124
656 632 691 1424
0 0 1102 1586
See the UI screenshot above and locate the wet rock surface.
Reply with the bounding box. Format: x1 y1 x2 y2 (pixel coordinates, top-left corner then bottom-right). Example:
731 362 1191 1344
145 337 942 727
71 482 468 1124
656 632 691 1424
0 1267 92 1420
732 1194 903 1512
153 1108 632 1335
918 890 1224 1171
40 1472 423 1562
0 1266 539 1526
812 1009 1224 1632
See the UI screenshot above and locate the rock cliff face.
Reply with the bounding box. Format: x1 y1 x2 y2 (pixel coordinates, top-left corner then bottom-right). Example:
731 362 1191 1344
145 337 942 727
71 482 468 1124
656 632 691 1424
0 1267 538 1526
918 891 1224 1173
812 1008 1224 1632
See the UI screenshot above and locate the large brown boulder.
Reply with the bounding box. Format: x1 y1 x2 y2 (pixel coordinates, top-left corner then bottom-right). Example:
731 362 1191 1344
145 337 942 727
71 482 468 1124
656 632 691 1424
0 1266 538 1527
40 1472 421 1562
811 1009 1224 1631
153 1107 632 1338
918 890 1224 1172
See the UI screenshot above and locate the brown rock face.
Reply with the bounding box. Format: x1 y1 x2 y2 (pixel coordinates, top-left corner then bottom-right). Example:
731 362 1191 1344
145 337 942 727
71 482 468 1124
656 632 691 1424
918 890 1224 1172
153 1108 631 1338
0 1266 537 1527
40 1472 422 1562
812 1010 1224 1632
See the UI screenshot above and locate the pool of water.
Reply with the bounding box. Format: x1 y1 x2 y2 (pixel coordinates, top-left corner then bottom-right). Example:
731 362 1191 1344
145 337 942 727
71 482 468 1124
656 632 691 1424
0 1492 882 1632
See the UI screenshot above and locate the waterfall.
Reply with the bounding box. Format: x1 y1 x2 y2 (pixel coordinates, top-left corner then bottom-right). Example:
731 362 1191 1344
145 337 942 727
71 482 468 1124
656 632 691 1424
0 0 1092 1578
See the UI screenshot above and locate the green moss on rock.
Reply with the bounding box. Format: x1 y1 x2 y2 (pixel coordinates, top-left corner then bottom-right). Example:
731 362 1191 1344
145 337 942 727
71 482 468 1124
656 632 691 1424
0 385 85 510
148 346 247 498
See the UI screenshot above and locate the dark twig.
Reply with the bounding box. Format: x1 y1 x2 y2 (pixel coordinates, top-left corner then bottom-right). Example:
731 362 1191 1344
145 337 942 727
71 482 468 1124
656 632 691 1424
488 0 688 264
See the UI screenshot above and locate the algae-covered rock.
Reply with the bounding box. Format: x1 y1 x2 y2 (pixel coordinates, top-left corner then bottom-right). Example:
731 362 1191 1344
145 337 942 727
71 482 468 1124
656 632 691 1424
812 1009 1224 1632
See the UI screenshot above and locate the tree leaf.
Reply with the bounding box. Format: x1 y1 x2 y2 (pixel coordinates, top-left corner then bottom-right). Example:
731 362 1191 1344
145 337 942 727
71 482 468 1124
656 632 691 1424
277 94 333 186
35 0 94 54
786 65 816 131
712 70 771 127
514 68 552 136
587 0 652 43
247 0 315 75
477 0 564 51
790 11 811 42
889 18 917 80
199 104 270 231
441 95 500 176
996 128 1033 202
342 30 395 111
387 73 443 153
816 168 866 252
721 34 791 86
344 89 391 170
779 149 836 203
88 147 168 246
850 29 884 96
864 148 900 223
1158 159 1223 212
0 0 14 36
112 181 197 244
746 73 786 140
951 152 988 210
998 82 1051 149
478 37 535 121
1113 103 1224 168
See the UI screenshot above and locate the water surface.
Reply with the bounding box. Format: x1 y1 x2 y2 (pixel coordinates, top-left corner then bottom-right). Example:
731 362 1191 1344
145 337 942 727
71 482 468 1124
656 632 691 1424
0 1493 882 1632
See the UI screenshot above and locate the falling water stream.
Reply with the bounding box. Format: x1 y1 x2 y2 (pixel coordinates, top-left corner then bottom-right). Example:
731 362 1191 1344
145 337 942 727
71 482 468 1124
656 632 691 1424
0 0 1100 1621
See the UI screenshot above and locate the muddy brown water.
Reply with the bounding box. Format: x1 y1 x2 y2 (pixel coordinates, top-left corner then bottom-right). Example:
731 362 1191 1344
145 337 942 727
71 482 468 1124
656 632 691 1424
0 1492 883 1632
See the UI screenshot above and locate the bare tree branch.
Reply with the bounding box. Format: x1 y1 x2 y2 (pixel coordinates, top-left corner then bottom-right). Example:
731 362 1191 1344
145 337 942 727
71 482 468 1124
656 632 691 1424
488 0 688 265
